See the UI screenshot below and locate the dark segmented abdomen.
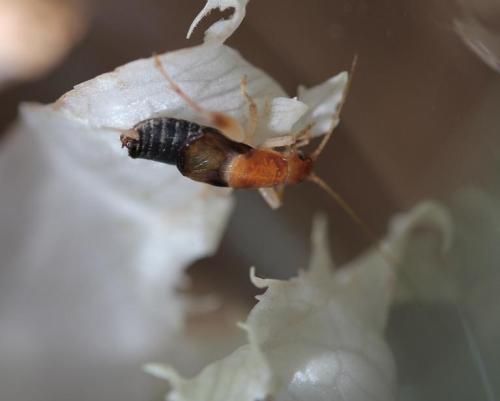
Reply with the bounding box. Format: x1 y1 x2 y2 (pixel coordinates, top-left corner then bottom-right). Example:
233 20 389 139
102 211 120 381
128 117 203 165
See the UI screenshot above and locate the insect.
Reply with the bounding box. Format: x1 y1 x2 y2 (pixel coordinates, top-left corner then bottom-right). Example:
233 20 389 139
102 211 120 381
123 56 353 201
121 55 383 250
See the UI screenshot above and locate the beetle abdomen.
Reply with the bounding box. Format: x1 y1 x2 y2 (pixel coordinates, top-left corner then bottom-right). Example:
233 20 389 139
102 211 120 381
123 117 203 165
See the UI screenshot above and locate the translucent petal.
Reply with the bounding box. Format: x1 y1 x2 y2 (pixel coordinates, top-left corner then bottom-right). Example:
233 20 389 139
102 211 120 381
153 202 454 401
145 343 272 401
296 72 349 136
55 43 286 135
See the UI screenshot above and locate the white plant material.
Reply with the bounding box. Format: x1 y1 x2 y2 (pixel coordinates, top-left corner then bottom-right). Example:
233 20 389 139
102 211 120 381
297 72 349 136
147 202 453 401
145 338 272 401
454 0 500 73
0 0 84 85
265 97 308 135
55 43 286 139
385 202 457 304
187 0 249 43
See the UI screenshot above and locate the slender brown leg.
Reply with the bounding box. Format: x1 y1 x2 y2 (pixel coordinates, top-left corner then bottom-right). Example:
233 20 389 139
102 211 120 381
260 135 297 149
240 75 258 142
293 124 314 148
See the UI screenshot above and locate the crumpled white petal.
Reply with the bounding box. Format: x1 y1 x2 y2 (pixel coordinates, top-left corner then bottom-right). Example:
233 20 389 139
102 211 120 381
266 97 308 134
296 72 349 136
187 0 249 44
385 202 457 304
55 43 286 136
148 201 453 401
255 72 350 144
247 97 309 145
1 102 233 327
145 339 273 401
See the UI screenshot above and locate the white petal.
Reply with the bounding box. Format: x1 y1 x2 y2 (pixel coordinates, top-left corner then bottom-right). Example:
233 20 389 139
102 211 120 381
266 97 308 133
247 216 397 401
56 43 286 144
296 71 348 136
251 97 308 145
187 0 249 44
384 201 458 303
150 343 273 401
153 202 456 401
385 201 453 258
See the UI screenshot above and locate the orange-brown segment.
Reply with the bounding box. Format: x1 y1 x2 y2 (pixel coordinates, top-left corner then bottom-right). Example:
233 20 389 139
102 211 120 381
227 149 313 188
285 154 314 185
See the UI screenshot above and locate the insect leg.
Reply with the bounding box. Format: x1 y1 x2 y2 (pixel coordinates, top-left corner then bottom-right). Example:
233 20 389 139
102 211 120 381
153 54 246 142
260 121 316 150
292 123 314 148
258 187 283 209
260 135 297 149
240 75 258 142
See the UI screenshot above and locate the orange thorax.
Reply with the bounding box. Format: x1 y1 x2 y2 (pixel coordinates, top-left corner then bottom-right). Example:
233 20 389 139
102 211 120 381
227 149 313 188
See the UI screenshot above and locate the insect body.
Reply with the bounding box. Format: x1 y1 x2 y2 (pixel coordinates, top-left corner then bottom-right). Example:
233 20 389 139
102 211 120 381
119 55 396 263
119 55 388 253
120 55 359 212
121 117 313 189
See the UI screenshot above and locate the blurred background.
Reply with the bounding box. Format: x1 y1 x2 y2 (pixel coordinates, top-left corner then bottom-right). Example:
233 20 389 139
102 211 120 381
0 0 499 400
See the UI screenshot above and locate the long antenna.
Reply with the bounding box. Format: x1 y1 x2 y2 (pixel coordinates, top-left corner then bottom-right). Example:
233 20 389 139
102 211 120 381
307 56 397 264
308 174 398 265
